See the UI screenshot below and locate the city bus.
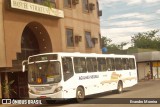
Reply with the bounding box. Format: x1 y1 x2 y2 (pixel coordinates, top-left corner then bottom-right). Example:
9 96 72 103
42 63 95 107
22 52 137 103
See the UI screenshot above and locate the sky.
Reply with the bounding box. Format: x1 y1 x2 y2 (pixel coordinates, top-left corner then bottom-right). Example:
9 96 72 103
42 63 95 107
99 0 160 49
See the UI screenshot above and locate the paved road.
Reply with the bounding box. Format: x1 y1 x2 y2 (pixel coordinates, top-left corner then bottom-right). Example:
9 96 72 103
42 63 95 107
1 80 160 107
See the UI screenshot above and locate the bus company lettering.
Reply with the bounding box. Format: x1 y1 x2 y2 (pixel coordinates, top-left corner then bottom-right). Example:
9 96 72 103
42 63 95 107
79 75 99 80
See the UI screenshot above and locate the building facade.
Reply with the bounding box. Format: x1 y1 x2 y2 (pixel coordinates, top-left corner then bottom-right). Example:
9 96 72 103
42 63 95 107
134 51 160 80
0 0 102 98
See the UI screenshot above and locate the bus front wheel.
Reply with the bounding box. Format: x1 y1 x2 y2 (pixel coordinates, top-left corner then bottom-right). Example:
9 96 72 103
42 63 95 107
76 87 85 103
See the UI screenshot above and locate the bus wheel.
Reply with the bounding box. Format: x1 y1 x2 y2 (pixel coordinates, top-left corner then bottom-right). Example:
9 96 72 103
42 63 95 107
76 87 85 103
117 81 123 94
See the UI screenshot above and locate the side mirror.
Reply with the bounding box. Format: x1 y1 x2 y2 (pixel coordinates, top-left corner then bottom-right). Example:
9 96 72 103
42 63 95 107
22 60 28 72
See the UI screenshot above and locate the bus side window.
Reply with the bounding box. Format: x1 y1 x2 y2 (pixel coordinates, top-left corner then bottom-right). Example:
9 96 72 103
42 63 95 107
106 58 115 71
93 58 98 72
97 58 107 72
129 58 135 69
62 57 74 81
86 58 97 72
74 57 87 73
115 58 122 70
122 58 129 70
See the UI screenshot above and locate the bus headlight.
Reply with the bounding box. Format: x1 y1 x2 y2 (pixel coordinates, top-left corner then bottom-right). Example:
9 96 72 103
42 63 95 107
54 86 63 93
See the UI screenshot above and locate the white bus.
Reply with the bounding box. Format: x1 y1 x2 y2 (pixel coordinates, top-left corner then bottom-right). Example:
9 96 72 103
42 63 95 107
22 52 137 103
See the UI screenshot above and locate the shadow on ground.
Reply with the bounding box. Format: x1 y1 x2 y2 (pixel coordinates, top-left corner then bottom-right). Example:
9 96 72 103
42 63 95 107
38 90 132 106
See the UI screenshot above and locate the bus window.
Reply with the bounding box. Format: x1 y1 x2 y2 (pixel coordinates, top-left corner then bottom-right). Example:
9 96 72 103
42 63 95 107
74 57 87 73
86 58 97 72
115 58 122 70
106 58 115 71
62 57 74 81
97 58 107 72
129 58 135 69
122 58 129 70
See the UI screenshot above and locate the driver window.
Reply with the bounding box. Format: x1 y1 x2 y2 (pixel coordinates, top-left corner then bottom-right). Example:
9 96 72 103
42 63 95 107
62 57 74 81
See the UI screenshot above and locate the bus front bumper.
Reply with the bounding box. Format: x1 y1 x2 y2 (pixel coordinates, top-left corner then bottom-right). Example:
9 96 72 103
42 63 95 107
29 91 63 99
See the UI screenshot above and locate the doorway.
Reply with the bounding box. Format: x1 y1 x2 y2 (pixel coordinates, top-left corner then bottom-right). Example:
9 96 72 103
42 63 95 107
9 21 53 98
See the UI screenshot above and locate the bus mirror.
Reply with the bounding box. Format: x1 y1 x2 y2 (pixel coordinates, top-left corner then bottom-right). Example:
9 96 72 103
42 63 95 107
22 60 28 72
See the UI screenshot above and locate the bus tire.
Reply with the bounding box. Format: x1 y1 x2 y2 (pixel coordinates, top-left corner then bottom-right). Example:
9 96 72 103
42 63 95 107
117 81 123 94
76 86 85 103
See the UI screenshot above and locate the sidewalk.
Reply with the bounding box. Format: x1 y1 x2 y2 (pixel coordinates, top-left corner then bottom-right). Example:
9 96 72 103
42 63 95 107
138 78 160 82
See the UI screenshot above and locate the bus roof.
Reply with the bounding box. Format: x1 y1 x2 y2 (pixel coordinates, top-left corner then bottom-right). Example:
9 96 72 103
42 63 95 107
28 52 135 59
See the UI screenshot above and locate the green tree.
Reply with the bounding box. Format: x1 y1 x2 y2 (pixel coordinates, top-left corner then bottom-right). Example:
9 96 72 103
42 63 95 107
131 30 160 49
118 42 129 50
43 0 55 8
101 36 112 48
2 80 16 98
101 36 128 54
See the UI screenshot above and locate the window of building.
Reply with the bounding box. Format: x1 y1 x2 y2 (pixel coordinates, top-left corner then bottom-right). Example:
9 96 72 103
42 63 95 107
66 28 74 47
74 57 87 73
82 0 89 12
115 58 122 70
129 58 136 69
62 57 74 81
64 0 72 8
106 58 115 71
97 58 107 72
86 58 97 72
85 31 94 48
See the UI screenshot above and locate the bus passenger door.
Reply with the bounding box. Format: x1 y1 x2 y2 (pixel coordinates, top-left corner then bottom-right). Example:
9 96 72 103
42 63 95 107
62 57 74 81
62 57 75 98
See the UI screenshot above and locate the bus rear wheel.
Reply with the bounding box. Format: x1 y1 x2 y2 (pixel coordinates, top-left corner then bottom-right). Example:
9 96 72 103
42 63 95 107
117 81 123 94
76 87 85 103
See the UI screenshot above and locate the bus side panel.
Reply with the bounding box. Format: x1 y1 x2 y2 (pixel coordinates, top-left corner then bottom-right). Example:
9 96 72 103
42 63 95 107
62 76 77 99
99 71 117 92
122 69 138 88
75 72 101 96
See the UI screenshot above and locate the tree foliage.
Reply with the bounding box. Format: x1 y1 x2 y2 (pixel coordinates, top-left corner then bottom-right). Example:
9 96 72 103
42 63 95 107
2 80 16 98
43 0 54 8
101 36 112 48
131 30 160 50
101 36 128 54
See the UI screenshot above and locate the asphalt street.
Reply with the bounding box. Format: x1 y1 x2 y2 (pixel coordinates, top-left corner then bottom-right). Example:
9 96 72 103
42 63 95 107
1 79 160 107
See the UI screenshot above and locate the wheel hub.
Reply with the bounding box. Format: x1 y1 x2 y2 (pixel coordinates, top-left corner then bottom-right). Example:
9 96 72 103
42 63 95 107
78 91 83 98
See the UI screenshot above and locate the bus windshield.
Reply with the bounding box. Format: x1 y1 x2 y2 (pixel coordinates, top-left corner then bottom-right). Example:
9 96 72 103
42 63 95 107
28 61 61 84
